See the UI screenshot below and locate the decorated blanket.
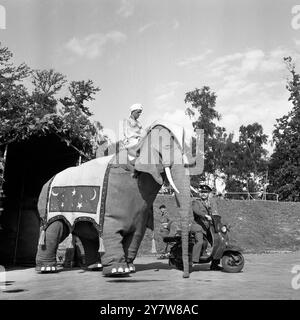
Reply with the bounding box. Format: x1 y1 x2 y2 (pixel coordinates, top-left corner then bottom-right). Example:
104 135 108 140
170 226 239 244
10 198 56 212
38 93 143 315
44 154 114 233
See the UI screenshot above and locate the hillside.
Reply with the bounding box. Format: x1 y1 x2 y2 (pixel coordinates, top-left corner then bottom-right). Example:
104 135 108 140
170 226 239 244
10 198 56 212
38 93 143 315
139 195 300 255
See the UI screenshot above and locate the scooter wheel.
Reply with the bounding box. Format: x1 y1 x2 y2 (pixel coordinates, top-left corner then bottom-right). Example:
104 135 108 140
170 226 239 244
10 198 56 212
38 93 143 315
221 252 244 273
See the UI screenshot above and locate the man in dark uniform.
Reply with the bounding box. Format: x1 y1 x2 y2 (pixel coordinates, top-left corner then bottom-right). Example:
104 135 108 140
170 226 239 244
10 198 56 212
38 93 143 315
191 184 222 271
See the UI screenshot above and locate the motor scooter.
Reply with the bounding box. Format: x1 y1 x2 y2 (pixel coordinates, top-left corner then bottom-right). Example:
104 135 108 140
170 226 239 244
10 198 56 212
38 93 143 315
163 214 244 273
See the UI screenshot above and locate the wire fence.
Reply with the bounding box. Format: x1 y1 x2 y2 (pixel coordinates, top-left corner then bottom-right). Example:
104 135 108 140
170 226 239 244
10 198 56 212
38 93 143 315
158 188 279 202
224 192 279 201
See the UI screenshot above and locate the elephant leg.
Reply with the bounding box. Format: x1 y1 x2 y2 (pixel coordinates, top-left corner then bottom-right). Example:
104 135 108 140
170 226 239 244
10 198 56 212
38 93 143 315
123 207 150 273
123 224 147 273
122 232 136 273
101 216 130 276
35 220 69 273
73 222 102 271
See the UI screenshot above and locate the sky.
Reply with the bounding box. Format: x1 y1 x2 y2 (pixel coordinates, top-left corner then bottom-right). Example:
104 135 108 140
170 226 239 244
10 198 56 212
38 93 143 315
1 0 300 152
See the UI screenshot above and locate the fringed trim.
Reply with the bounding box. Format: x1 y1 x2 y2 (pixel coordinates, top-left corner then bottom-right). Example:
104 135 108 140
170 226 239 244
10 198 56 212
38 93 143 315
98 236 105 253
38 229 46 246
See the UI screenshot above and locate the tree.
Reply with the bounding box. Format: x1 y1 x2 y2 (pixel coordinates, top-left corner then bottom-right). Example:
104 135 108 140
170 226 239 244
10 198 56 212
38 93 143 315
67 80 100 117
0 43 104 161
185 86 225 186
185 86 220 137
268 56 300 201
216 123 268 193
0 43 31 144
31 69 67 115
184 86 269 194
58 80 102 157
238 123 268 187
32 69 67 97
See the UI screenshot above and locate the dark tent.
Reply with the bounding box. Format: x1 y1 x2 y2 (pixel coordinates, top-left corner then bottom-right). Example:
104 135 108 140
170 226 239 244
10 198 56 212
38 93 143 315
0 134 81 266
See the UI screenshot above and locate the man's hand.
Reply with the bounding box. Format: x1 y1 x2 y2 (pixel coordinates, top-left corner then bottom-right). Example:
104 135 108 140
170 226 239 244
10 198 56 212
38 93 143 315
205 214 212 221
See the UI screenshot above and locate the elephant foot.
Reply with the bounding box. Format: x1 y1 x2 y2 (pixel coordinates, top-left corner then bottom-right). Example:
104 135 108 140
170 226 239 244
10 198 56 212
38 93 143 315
35 264 62 274
128 263 136 273
86 262 103 271
102 263 130 277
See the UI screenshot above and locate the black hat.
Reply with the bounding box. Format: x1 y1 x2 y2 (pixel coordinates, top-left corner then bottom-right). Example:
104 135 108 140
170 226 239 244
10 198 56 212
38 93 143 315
198 184 212 192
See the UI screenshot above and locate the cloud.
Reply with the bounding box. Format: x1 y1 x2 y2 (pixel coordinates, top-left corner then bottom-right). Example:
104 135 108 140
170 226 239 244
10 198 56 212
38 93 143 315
177 49 213 67
153 81 183 109
139 20 180 35
218 91 293 144
210 48 289 79
210 52 244 76
149 47 296 153
172 20 179 30
138 22 156 34
199 47 297 152
206 47 294 105
155 91 176 104
117 0 135 18
145 108 195 141
65 31 127 59
144 81 194 137
240 49 265 73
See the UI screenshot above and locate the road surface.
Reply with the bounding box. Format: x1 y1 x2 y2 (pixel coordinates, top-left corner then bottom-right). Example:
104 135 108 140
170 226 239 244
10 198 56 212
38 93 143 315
1 251 300 300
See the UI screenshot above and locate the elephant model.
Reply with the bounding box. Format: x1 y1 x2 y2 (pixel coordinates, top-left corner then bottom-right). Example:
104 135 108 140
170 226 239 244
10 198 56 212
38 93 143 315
35 121 203 278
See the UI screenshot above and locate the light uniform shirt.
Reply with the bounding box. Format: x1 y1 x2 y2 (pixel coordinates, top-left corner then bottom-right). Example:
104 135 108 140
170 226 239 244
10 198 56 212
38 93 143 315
123 116 143 148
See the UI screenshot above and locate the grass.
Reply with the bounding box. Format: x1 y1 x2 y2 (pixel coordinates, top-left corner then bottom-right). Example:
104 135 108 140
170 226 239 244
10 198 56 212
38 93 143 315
139 195 300 256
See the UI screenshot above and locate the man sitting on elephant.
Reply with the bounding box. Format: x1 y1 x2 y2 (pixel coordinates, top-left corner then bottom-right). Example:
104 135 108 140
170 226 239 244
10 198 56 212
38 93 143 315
123 103 145 150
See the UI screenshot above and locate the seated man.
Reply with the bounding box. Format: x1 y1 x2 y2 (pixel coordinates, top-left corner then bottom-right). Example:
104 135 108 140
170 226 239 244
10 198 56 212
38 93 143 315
123 103 144 150
191 184 222 271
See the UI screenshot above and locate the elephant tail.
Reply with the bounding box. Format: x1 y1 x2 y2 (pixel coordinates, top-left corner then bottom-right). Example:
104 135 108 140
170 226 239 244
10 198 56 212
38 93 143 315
38 176 55 221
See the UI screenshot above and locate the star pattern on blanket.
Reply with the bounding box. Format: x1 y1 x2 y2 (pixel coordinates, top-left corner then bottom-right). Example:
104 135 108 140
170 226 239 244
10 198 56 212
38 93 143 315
49 186 100 214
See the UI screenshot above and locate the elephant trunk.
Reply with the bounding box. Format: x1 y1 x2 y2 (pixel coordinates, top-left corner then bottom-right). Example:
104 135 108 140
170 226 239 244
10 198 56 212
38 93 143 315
171 164 191 278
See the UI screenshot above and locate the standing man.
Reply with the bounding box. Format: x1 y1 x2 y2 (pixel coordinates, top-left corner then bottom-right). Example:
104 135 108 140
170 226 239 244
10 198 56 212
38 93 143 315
158 204 173 258
191 184 222 270
123 103 144 149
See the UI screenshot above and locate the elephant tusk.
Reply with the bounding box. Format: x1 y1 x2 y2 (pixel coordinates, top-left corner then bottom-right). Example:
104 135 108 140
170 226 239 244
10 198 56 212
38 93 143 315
165 167 180 194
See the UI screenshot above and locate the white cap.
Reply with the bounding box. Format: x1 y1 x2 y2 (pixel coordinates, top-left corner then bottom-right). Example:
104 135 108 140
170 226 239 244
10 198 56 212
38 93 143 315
130 103 143 113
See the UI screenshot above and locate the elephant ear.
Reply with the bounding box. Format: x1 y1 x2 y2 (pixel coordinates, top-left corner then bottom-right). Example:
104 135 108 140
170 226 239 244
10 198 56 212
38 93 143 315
134 142 163 185
134 122 183 184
